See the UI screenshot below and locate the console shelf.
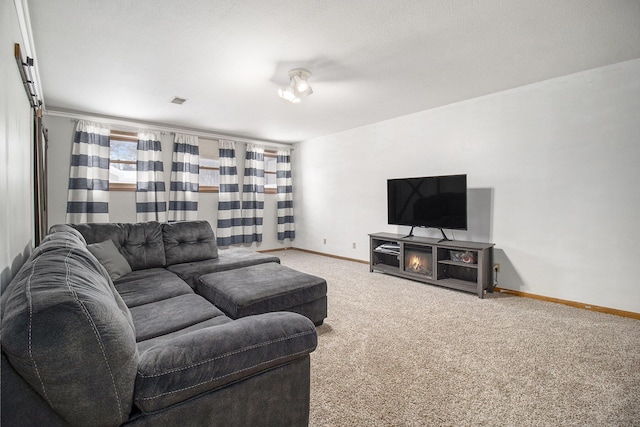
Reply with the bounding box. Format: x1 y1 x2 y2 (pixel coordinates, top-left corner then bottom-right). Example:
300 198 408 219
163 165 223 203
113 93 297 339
369 232 494 298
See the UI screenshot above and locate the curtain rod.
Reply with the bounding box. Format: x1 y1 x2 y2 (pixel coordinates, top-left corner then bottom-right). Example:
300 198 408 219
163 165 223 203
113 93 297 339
44 109 295 149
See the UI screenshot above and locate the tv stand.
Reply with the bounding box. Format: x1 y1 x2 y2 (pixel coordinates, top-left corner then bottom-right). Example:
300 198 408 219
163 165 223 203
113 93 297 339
369 232 494 298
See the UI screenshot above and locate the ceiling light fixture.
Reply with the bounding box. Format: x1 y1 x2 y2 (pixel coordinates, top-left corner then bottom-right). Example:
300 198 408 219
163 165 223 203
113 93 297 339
278 68 313 103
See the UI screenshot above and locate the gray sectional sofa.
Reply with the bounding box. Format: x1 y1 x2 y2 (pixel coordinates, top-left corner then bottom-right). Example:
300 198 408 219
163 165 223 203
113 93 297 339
1 220 320 427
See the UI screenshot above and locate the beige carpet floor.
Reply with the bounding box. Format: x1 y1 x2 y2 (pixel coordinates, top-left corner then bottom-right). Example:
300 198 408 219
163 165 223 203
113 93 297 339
276 249 640 427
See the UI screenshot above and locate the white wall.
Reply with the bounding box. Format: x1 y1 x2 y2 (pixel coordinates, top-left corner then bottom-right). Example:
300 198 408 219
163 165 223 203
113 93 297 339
1 0 35 293
45 115 290 251
293 59 640 313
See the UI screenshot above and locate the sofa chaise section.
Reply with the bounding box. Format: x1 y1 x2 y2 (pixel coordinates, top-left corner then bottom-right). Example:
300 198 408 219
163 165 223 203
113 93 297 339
1 223 318 426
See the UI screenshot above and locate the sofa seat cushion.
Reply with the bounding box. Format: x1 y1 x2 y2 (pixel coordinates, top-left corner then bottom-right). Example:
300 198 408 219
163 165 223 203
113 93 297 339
70 222 166 270
134 312 317 413
162 220 218 265
167 247 280 288
137 316 233 354
129 294 226 342
114 268 193 308
198 263 327 322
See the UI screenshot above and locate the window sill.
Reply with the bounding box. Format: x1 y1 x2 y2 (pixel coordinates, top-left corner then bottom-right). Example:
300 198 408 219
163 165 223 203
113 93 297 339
110 183 136 191
200 186 219 193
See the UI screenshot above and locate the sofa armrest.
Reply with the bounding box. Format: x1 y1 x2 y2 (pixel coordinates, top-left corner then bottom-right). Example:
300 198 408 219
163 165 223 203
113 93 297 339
134 311 317 413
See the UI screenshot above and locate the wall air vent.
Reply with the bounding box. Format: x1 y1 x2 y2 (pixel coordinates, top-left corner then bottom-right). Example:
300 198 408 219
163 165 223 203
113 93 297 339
170 97 187 105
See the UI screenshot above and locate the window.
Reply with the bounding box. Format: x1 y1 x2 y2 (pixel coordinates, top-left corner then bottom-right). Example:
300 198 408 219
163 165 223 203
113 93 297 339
199 138 220 192
109 131 137 190
264 150 277 194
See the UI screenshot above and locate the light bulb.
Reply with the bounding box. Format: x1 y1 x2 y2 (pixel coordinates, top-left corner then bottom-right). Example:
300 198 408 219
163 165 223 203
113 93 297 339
295 77 309 93
278 86 296 101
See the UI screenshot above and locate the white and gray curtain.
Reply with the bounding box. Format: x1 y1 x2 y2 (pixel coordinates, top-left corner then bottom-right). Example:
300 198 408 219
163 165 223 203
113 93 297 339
66 120 110 223
241 144 264 243
217 140 243 246
277 149 295 240
136 131 166 222
168 133 199 221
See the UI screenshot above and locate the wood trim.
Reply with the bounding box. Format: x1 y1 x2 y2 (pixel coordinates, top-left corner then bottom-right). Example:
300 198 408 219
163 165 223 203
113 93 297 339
493 287 640 320
257 248 289 253
261 247 369 265
109 132 136 190
109 183 136 191
111 160 136 165
199 186 219 193
261 248 639 320
293 248 369 264
264 150 277 194
110 130 138 140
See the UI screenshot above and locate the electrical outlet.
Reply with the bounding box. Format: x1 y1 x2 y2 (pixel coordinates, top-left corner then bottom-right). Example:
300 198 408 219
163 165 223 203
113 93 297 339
494 263 500 272
323 238 327 244
352 242 356 249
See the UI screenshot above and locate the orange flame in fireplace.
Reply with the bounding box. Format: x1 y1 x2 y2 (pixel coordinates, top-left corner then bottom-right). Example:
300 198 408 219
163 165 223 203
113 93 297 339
410 255 422 270
406 252 430 274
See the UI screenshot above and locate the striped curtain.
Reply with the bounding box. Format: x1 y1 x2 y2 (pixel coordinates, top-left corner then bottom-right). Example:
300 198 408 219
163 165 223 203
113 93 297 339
241 144 264 243
168 133 199 221
136 131 166 222
277 149 295 240
217 140 243 246
66 120 110 223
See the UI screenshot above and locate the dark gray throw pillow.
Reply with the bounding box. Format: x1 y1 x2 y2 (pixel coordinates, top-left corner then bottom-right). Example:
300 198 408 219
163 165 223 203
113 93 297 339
88 239 132 281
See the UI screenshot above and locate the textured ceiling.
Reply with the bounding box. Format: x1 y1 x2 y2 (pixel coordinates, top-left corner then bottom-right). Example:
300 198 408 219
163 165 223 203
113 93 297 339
26 0 640 143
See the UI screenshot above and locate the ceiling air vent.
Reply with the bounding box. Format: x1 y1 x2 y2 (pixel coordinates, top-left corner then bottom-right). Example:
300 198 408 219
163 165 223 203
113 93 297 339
170 97 187 105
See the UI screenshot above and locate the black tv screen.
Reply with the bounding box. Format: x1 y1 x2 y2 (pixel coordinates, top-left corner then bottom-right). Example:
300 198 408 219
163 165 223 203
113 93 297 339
387 174 467 230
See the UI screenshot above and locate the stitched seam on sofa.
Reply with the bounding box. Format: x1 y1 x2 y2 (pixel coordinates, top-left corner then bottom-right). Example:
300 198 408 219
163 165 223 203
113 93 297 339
26 254 53 407
231 286 321 307
63 250 126 424
135 348 314 401
136 330 315 378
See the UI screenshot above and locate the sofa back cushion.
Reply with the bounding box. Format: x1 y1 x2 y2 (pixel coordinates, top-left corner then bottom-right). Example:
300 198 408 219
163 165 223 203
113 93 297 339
70 221 166 270
1 230 138 427
162 220 218 266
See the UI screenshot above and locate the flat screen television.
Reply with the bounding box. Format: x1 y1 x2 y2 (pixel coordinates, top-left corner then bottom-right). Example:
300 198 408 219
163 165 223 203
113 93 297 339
387 174 467 236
